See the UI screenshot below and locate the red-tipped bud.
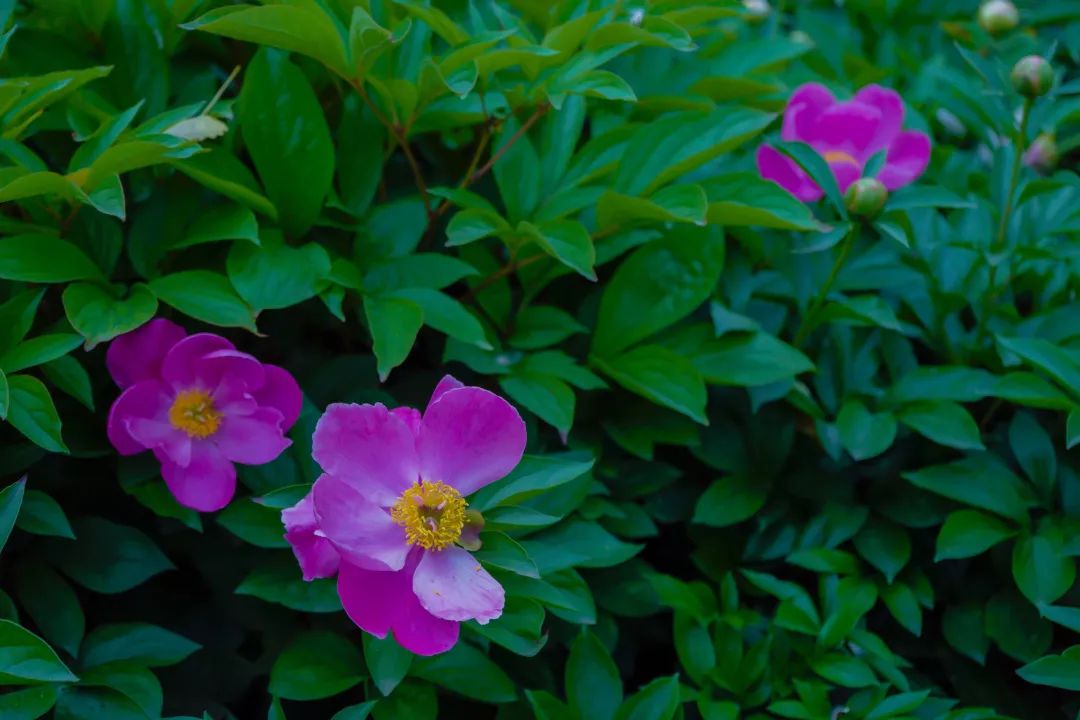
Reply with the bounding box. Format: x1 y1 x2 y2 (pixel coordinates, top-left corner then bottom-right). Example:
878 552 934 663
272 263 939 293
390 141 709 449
1011 55 1054 98
978 1 1019 36
1023 132 1058 173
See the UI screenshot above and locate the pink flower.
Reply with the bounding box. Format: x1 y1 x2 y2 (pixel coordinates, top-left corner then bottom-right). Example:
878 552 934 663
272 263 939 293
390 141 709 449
282 375 526 656
106 319 302 512
756 83 932 202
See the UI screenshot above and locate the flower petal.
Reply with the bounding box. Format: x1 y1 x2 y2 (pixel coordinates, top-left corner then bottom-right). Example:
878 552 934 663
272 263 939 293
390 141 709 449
215 407 291 465
311 403 418 507
413 546 504 624
804 100 883 160
853 84 904 153
106 319 187 389
877 130 932 190
197 349 266 393
107 380 170 455
756 145 823 202
282 490 340 580
338 554 460 656
161 441 237 512
129 416 192 467
829 159 863 194
162 334 234 389
418 386 526 496
254 365 303 429
428 375 465 409
312 475 409 571
782 82 836 143
391 407 422 437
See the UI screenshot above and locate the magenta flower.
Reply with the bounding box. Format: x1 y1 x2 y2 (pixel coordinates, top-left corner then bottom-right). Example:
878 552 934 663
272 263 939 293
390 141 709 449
756 83 932 202
282 375 526 656
107 319 302 512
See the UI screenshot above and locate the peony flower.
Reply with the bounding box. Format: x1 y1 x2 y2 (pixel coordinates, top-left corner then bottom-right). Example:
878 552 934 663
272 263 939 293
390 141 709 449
756 83 932 202
282 375 526 656
107 319 302 512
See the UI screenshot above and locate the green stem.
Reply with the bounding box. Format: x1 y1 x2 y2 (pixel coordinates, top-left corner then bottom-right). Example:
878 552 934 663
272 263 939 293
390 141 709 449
793 225 857 348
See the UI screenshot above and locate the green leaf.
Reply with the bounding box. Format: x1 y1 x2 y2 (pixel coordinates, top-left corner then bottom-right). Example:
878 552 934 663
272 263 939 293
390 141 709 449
270 631 363 701
688 331 813 386
596 184 708 229
238 48 335 237
81 622 199 668
15 489 74 539
836 400 897 461
172 150 278 219
693 475 765 527
0 477 25 555
0 619 78 684
808 654 876 688
331 702 377 720
1008 412 1057 499
7 375 67 453
774 141 845 215
337 95 383 216
363 295 424 382
897 401 984 450
935 509 1016 561
12 563 84 657
882 583 922 636
703 172 820 230
566 630 621 720
185 3 349 76
393 288 490 349
500 373 575 435
53 516 173 594
0 235 101 283
986 591 1052 663
78 663 163 718
363 633 412 696
522 520 642 574
509 305 585 350
614 675 680 720
371 680 436 720
412 642 516 703
492 115 541 223
0 334 83 374
217 499 288 549
943 604 989 665
471 452 595 511
235 558 341 613
173 203 260 249
593 225 724 356
1013 528 1076 605
445 208 509 247
1017 648 1080 691
364 254 477 293
997 335 1080 398
903 455 1031 522
0 289 45 357
864 690 931 720
149 271 257 331
520 220 596 280
0 685 59 719
598 345 708 424
227 238 331 311
853 519 910 583
819 577 877 647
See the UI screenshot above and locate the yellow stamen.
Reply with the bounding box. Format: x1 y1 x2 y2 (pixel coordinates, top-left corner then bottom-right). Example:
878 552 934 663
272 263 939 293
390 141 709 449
823 150 859 167
168 389 222 439
391 481 467 551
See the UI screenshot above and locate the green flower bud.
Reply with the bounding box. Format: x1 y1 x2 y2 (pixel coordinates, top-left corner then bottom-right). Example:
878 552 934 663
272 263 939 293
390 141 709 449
978 0 1019 36
844 178 888 218
1011 55 1054 98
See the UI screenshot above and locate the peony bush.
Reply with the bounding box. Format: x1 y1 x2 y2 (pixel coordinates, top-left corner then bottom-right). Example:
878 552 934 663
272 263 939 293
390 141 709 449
0 0 1079 718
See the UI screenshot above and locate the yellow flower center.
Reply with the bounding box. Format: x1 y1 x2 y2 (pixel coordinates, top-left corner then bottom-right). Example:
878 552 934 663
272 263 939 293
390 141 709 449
168 389 222 439
823 150 860 167
391 481 467 551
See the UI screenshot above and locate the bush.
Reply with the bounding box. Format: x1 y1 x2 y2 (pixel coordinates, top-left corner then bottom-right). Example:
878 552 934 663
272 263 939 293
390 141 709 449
0 0 1078 718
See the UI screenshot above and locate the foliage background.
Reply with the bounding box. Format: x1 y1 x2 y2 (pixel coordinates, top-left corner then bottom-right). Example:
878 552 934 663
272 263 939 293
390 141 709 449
1 0 1080 718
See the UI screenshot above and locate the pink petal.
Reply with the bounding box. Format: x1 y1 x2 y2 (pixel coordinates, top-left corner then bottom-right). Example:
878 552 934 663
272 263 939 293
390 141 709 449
312 403 418 507
804 101 883 160
782 83 836 143
428 375 465 409
413 546 504 624
130 417 192 467
391 407 422 437
756 145 823 202
418 386 527 496
853 84 904 154
215 407 291 465
196 349 266 393
282 490 340 580
829 160 864 194
106 319 186 389
254 365 303 429
161 441 237 511
877 130 932 190
107 380 170 455
161 334 234 389
338 554 460 656
312 475 409 571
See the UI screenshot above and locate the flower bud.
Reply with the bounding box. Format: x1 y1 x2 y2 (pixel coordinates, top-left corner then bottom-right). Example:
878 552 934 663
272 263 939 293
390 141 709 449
978 0 1019 36
1011 55 1054 98
1023 132 1058 173
844 178 888 218
743 0 770 23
